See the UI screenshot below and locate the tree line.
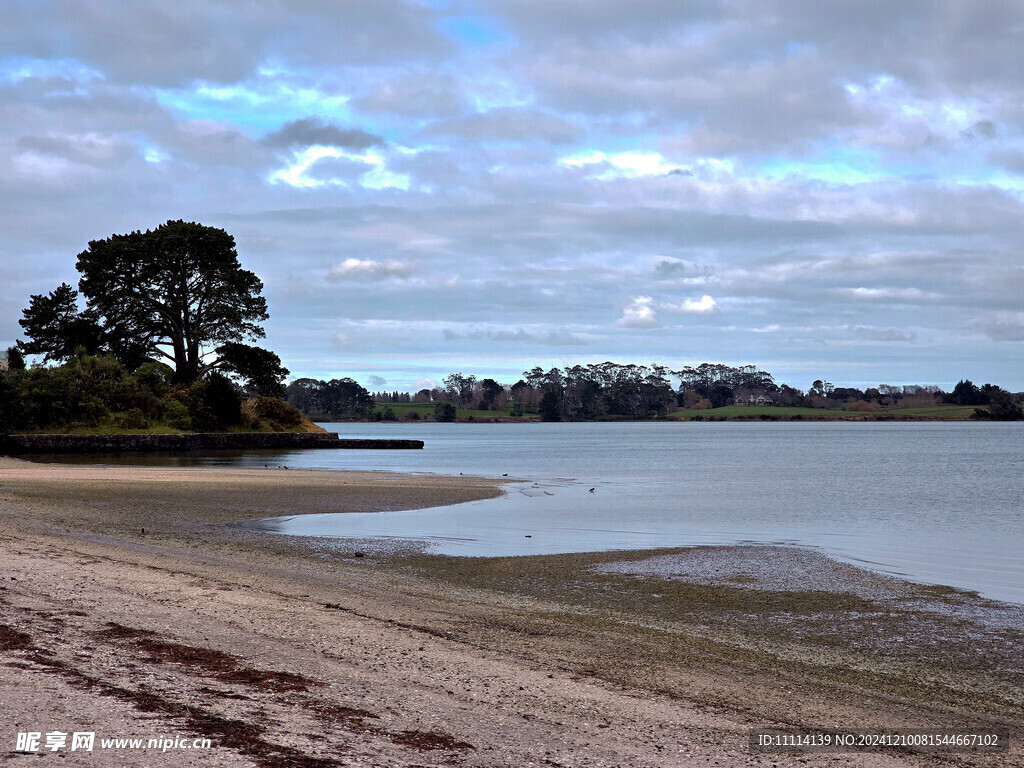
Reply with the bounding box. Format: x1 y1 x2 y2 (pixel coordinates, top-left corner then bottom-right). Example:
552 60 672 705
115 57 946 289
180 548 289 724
289 362 1023 421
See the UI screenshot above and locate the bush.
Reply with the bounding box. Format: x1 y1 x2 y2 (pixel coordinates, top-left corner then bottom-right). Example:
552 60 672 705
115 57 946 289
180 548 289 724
243 396 303 430
973 390 1023 421
170 373 242 431
847 400 882 412
110 408 149 430
0 371 19 432
434 402 456 422
161 399 192 430
201 373 243 430
134 362 174 397
0 356 308 433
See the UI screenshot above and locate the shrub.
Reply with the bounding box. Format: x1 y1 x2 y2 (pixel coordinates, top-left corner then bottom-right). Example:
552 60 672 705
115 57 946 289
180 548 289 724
170 373 241 431
0 371 20 432
134 362 174 397
110 408 149 430
161 399 192 430
434 402 456 422
242 396 303 430
848 400 882 412
202 373 243 430
974 390 1023 421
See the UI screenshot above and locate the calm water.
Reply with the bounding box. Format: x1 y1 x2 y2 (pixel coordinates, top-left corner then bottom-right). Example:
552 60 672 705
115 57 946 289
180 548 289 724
41 422 1024 603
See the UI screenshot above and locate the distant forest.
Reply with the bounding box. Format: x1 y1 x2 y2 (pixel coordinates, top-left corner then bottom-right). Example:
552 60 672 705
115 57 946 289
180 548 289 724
285 362 1023 422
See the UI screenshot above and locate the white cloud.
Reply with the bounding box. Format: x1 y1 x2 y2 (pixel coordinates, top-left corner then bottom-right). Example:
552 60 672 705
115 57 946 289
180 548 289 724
617 296 659 328
411 377 439 391
327 258 412 281
559 150 679 179
268 146 410 189
837 287 940 301
663 295 719 314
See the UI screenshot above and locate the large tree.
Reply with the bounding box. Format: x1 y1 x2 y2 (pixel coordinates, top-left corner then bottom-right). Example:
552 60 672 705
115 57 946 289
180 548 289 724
77 220 269 383
20 220 285 388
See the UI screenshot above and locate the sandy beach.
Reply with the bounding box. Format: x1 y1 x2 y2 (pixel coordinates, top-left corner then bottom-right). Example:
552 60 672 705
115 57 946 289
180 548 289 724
0 456 1020 767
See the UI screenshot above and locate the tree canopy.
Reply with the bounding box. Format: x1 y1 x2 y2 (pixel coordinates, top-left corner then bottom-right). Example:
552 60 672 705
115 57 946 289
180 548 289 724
18 220 286 391
18 283 103 362
284 378 375 420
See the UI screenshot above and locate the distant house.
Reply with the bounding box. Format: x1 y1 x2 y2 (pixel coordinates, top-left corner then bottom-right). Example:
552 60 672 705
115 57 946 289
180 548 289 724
736 393 774 406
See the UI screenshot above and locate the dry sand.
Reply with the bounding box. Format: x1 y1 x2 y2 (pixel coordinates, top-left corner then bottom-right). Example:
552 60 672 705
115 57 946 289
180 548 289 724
0 456 1019 767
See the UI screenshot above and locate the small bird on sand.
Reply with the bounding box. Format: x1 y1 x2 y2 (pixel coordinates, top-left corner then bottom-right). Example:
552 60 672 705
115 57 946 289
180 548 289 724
589 488 595 493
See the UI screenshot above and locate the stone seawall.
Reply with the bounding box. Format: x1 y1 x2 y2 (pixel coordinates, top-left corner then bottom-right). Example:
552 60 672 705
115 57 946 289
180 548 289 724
1 433 424 454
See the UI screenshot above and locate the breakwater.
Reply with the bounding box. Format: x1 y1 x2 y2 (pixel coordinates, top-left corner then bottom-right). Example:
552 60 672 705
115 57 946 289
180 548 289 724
0 432 423 454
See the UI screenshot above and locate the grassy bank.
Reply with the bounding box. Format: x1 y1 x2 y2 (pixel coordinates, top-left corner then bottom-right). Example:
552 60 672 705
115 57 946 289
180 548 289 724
672 404 982 420
9 418 325 436
371 401 539 421
366 402 983 422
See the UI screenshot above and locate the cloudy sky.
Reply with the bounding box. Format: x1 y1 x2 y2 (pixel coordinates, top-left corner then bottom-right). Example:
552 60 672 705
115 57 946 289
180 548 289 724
2 0 1023 391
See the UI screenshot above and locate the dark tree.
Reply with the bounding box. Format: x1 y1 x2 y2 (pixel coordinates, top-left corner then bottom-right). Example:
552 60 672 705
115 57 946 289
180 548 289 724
18 283 103 363
539 390 561 421
480 378 503 408
75 220 270 382
218 342 289 397
284 378 322 414
443 372 477 406
810 379 835 397
975 389 1022 421
320 378 375 418
4 346 25 371
947 379 986 406
831 387 865 403
190 372 243 430
285 377 375 420
434 402 457 422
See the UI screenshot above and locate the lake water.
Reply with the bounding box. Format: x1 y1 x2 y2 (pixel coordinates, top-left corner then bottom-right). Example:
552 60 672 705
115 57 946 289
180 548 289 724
41 421 1024 603
233 421 1023 604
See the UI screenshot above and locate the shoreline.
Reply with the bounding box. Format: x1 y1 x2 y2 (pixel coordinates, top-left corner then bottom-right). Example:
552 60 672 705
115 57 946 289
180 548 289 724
0 458 1020 766
316 413 987 423
0 432 423 454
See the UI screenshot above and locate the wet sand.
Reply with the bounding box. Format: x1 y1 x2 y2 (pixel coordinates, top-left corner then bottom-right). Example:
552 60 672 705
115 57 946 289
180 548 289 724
0 456 1019 767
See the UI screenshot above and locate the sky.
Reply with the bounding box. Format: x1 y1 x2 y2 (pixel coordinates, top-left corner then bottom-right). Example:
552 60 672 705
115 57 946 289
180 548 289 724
1 0 1023 393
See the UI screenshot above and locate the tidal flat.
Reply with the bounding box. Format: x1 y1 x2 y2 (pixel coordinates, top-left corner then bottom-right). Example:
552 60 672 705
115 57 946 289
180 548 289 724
0 457 1019 767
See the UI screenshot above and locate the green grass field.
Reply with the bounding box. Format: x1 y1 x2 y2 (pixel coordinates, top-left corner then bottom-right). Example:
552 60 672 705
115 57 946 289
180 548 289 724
884 404 981 419
371 401 981 422
17 424 188 435
672 405 843 419
372 402 539 421
673 403 979 420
